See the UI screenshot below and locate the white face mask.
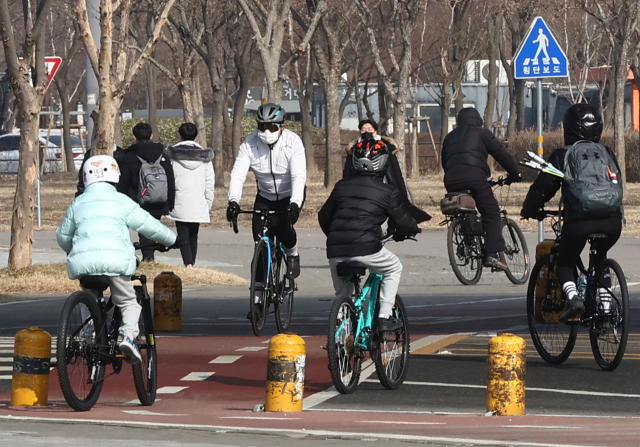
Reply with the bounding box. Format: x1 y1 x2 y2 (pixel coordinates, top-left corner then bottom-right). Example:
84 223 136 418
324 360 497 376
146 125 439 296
258 129 280 145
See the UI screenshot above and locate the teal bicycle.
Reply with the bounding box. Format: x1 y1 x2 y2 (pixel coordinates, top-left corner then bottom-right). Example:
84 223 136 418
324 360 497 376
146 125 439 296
327 234 416 394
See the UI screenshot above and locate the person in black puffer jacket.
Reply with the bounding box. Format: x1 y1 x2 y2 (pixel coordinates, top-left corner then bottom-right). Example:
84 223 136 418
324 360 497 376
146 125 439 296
441 107 522 271
318 137 420 332
117 122 176 261
521 104 623 322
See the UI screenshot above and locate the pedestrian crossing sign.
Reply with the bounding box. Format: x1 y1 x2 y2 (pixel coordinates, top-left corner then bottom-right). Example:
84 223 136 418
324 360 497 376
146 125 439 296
513 16 568 79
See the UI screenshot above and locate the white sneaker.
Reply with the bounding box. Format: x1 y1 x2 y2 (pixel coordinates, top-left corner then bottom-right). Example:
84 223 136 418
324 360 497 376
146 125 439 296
119 333 142 364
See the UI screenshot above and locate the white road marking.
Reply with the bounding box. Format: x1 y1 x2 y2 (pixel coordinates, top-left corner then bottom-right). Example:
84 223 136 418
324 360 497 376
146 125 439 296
368 380 640 398
0 366 12 371
121 410 185 416
156 386 188 394
219 416 302 421
626 281 640 287
405 296 523 309
235 346 267 352
501 425 577 429
358 420 445 425
0 415 603 447
125 398 161 405
0 350 14 354
209 355 242 364
0 358 12 363
181 372 215 381
0 375 11 380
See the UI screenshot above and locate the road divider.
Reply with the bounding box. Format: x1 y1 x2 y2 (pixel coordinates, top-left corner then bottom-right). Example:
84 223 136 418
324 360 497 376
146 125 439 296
487 333 526 416
265 333 305 412
10 327 51 406
154 271 182 331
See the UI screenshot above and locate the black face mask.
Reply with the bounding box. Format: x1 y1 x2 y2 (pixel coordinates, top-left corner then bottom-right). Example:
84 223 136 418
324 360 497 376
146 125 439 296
361 132 374 140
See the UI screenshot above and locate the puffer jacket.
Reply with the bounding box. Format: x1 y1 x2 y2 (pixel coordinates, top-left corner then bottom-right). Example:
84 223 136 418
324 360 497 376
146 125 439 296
441 108 520 184
166 141 215 223
318 174 419 258
56 182 176 279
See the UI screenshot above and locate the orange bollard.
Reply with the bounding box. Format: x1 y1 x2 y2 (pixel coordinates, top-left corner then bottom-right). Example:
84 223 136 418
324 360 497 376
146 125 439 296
154 271 182 331
11 327 51 406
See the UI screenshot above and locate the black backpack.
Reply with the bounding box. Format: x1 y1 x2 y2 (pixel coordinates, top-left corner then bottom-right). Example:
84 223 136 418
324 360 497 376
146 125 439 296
562 141 623 218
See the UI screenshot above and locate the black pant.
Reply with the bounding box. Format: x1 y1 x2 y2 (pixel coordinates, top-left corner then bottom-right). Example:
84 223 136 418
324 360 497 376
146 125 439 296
139 213 163 261
175 221 200 266
445 180 504 256
556 217 622 285
252 194 296 249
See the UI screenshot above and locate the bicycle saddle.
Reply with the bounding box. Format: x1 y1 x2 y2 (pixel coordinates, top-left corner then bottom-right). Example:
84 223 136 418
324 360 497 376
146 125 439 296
587 233 609 241
79 275 111 292
336 262 367 278
445 190 472 196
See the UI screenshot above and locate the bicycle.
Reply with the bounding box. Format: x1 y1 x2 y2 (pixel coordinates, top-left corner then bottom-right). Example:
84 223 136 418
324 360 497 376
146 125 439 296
56 243 173 411
441 177 530 285
527 211 629 371
326 232 417 394
232 208 295 336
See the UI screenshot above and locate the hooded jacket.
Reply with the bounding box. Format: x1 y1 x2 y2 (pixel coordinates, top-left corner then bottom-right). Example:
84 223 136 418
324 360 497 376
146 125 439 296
117 140 176 215
441 108 520 184
57 182 176 279
318 174 419 258
166 141 215 223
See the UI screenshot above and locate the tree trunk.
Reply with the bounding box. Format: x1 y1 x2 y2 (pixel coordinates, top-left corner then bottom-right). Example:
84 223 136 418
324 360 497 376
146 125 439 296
57 82 75 172
8 100 40 269
190 76 207 148
613 49 628 185
232 82 248 159
377 72 389 134
211 87 226 187
439 80 452 146
300 86 316 174
92 98 121 156
324 76 342 187
146 61 158 140
484 17 499 131
392 88 407 177
515 79 526 131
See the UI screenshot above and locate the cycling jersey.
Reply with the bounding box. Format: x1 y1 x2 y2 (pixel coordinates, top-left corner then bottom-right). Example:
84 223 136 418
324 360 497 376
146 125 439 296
228 129 307 206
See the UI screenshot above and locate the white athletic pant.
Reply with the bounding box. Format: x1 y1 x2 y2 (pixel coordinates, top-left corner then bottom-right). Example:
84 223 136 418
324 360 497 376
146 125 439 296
329 247 403 316
81 275 141 338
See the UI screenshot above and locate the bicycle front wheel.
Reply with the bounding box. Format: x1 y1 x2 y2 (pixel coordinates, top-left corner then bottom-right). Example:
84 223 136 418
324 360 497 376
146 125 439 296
249 238 270 336
447 218 482 285
372 295 410 390
327 296 361 394
590 259 629 371
132 285 157 405
57 291 106 411
526 254 577 364
500 218 530 285
274 251 294 333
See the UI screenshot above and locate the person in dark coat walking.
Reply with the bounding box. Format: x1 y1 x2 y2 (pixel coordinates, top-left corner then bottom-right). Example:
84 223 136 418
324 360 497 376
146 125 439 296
117 122 176 261
441 107 522 271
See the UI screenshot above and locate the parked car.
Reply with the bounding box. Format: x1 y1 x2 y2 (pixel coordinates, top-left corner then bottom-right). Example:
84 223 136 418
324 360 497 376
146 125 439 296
0 132 84 174
40 132 85 171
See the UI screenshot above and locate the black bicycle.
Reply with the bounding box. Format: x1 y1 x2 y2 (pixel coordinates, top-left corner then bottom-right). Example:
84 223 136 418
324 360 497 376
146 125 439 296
57 243 173 411
527 211 629 371
232 208 295 336
442 177 530 285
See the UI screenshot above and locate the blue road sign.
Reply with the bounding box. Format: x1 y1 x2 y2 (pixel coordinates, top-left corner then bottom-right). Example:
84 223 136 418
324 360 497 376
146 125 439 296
513 16 568 79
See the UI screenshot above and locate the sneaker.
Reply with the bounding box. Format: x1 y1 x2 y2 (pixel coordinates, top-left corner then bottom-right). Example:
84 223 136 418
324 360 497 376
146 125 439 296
559 298 585 322
483 255 507 271
286 255 300 279
119 333 142 364
377 316 403 332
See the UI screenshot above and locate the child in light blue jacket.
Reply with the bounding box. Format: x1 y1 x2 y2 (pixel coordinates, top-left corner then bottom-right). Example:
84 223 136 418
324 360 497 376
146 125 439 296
57 155 177 363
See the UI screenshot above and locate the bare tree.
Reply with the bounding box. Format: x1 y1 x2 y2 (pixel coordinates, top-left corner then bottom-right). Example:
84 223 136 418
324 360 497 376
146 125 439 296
74 0 177 156
0 0 54 269
230 27 255 159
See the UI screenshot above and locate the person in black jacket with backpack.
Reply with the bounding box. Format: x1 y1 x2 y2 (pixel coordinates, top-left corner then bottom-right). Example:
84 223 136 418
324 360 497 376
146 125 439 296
442 107 522 271
117 122 176 261
318 137 420 332
521 104 623 321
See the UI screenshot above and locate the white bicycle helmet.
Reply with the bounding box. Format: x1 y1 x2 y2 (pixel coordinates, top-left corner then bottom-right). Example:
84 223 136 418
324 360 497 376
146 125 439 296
83 155 120 187
256 103 286 124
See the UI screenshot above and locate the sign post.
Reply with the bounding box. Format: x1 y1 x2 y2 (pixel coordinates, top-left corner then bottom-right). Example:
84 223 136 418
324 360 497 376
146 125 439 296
513 16 568 243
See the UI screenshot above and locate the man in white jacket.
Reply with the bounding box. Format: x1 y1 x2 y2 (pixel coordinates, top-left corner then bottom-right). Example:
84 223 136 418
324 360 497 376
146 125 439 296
167 123 215 266
227 103 307 283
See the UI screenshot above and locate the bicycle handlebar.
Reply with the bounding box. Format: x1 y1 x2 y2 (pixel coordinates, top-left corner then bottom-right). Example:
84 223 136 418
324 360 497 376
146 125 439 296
230 208 288 234
133 242 178 253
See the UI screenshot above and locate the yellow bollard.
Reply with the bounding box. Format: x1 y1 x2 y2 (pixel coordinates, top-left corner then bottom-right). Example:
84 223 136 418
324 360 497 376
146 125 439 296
11 327 51 406
154 271 182 331
265 333 305 412
487 333 525 416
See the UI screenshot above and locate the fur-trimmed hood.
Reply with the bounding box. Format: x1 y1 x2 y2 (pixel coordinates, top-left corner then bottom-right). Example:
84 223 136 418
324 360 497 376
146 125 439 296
166 141 214 171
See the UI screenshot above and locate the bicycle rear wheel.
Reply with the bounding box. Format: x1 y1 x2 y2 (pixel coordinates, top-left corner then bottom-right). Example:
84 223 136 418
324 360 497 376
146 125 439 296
327 297 361 394
372 295 410 390
249 238 270 336
447 218 482 285
132 285 157 405
590 259 629 371
57 291 106 411
526 254 577 364
274 250 294 333
500 218 530 285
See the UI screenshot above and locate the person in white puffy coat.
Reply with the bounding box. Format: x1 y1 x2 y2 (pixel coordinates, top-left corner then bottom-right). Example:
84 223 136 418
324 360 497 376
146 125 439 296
166 123 215 266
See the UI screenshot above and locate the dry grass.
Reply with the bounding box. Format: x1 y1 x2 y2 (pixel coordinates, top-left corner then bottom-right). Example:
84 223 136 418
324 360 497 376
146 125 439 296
3 170 640 235
0 262 246 295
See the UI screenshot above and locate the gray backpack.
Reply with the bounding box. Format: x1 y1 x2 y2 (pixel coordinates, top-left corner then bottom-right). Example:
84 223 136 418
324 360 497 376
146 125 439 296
562 141 623 218
137 154 168 205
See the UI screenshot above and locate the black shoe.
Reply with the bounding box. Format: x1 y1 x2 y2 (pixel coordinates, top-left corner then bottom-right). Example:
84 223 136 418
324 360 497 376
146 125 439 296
483 255 507 271
377 316 403 332
559 298 585 322
286 255 300 279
